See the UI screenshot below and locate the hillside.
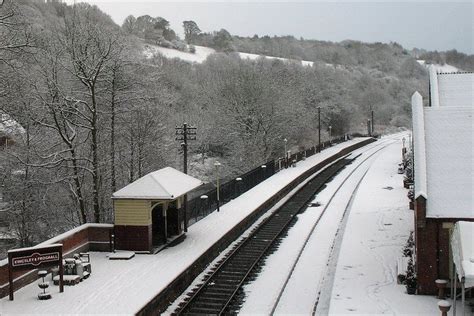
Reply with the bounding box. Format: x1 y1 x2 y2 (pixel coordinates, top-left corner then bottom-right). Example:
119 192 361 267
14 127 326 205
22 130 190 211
0 0 435 251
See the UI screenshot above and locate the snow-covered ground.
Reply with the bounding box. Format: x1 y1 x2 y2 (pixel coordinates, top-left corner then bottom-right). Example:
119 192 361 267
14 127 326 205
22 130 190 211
417 60 460 73
239 134 465 315
144 43 314 67
0 138 369 314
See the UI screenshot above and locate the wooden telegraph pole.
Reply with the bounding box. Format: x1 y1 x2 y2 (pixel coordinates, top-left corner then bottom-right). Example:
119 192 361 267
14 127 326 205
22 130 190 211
318 106 321 152
176 123 196 232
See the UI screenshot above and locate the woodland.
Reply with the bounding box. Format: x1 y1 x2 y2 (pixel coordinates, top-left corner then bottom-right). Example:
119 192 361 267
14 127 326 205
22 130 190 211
1 0 467 252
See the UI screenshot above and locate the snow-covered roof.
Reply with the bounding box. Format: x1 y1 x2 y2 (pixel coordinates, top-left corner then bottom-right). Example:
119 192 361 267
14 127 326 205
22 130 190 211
412 70 473 218
451 221 474 288
438 73 473 107
112 167 203 200
424 107 473 218
411 92 427 199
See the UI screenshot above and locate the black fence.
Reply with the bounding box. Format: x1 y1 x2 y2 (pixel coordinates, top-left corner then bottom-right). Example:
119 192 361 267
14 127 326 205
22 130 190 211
187 160 275 225
187 134 353 226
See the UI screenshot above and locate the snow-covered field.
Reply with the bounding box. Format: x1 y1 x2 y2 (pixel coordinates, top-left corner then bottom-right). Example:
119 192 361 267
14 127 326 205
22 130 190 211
144 44 314 67
417 60 460 73
0 138 369 314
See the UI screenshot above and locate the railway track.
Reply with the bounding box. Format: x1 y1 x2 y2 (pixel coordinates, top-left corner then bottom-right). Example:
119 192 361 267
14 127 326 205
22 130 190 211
173 157 355 315
268 138 396 315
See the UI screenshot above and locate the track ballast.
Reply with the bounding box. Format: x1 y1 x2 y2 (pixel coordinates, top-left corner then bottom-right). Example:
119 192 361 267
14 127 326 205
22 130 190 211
174 157 353 315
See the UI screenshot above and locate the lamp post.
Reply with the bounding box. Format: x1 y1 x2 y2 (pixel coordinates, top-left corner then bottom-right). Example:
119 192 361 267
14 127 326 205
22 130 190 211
235 177 242 196
317 106 321 152
329 125 332 144
367 119 371 136
214 161 221 212
284 138 288 168
200 195 208 219
261 164 267 182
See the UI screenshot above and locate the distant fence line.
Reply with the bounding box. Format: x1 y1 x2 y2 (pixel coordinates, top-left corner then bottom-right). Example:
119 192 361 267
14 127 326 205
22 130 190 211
187 134 352 225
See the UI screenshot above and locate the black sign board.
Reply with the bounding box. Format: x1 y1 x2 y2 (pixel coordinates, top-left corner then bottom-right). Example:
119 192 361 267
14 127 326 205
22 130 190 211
8 244 64 300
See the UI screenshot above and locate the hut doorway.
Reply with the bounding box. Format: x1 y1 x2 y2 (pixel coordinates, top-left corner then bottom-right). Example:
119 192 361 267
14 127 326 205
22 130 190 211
151 204 166 246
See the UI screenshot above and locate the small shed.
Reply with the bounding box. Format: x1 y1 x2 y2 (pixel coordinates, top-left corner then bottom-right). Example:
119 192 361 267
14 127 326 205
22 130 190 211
112 167 203 253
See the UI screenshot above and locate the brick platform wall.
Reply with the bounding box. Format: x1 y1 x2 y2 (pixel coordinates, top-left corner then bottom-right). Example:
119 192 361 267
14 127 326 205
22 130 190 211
0 223 113 299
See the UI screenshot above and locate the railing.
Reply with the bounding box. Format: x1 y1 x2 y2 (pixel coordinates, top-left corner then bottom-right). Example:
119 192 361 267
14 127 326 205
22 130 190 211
187 134 354 226
187 160 275 225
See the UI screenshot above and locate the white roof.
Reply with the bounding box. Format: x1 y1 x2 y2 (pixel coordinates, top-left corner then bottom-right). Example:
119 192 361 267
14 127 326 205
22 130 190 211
412 71 474 218
112 167 203 200
424 107 473 218
411 92 427 199
451 221 474 288
438 73 473 107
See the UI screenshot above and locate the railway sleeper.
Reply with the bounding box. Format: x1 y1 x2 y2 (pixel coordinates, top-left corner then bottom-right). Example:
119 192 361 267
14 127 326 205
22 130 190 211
193 296 228 305
219 270 247 276
207 283 238 290
186 306 222 314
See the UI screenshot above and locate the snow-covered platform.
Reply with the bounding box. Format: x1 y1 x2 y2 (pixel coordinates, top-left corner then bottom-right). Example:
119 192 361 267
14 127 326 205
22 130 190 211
0 138 372 314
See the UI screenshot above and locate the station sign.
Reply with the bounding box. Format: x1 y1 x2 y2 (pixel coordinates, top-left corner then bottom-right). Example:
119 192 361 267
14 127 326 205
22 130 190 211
11 251 60 268
7 244 64 300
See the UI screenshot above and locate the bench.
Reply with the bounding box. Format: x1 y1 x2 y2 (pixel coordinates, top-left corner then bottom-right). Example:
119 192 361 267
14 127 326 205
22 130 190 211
53 275 81 286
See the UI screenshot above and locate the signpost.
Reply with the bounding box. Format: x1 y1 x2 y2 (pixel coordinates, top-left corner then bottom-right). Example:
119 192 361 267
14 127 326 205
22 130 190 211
7 244 64 300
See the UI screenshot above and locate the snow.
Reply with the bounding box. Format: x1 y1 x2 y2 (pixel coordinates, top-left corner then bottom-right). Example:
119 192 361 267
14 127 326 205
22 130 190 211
0 138 370 314
0 223 113 267
413 69 473 218
438 72 474 108
238 51 314 67
7 243 63 254
112 167 203 200
433 63 460 73
411 92 427 199
0 114 25 135
144 44 314 67
451 221 474 288
424 107 473 218
238 134 465 315
418 60 460 73
143 44 215 64
238 135 400 314
429 65 440 107
327 138 464 315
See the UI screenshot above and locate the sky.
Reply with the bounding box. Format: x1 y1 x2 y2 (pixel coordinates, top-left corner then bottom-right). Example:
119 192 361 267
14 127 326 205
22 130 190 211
65 1 473 54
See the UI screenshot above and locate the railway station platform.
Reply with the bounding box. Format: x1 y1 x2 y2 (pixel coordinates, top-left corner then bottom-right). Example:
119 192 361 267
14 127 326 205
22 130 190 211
0 137 372 314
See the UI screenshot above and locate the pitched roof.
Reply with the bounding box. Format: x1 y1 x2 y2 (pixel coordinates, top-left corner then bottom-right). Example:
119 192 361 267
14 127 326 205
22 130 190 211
112 167 203 200
412 69 473 219
424 107 473 218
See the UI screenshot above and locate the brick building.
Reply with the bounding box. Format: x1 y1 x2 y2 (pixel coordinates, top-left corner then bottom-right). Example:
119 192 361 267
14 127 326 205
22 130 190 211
411 67 473 295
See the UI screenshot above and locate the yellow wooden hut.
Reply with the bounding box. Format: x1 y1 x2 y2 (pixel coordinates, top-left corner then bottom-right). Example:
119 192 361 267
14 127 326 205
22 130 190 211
112 167 202 253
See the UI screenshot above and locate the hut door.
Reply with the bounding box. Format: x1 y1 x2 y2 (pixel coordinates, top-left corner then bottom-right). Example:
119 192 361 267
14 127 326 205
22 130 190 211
152 204 166 246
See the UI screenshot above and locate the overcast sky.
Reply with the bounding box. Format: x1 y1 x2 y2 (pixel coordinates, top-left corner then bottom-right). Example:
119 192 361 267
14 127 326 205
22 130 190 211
66 1 473 54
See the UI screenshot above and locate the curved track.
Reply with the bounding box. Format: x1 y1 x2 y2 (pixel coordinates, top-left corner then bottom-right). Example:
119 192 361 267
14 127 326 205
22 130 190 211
268 139 396 315
174 157 354 315
172 138 396 315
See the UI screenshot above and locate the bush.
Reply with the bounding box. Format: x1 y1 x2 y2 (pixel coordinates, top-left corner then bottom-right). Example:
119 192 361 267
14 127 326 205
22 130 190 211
405 257 417 294
403 231 414 257
172 40 187 51
189 45 196 54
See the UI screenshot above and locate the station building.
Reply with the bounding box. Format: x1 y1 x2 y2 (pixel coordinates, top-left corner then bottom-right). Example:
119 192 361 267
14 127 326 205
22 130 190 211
411 67 473 294
112 167 202 253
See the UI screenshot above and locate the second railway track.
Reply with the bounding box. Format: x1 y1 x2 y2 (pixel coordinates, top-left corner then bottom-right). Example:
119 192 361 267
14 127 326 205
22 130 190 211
174 156 356 315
